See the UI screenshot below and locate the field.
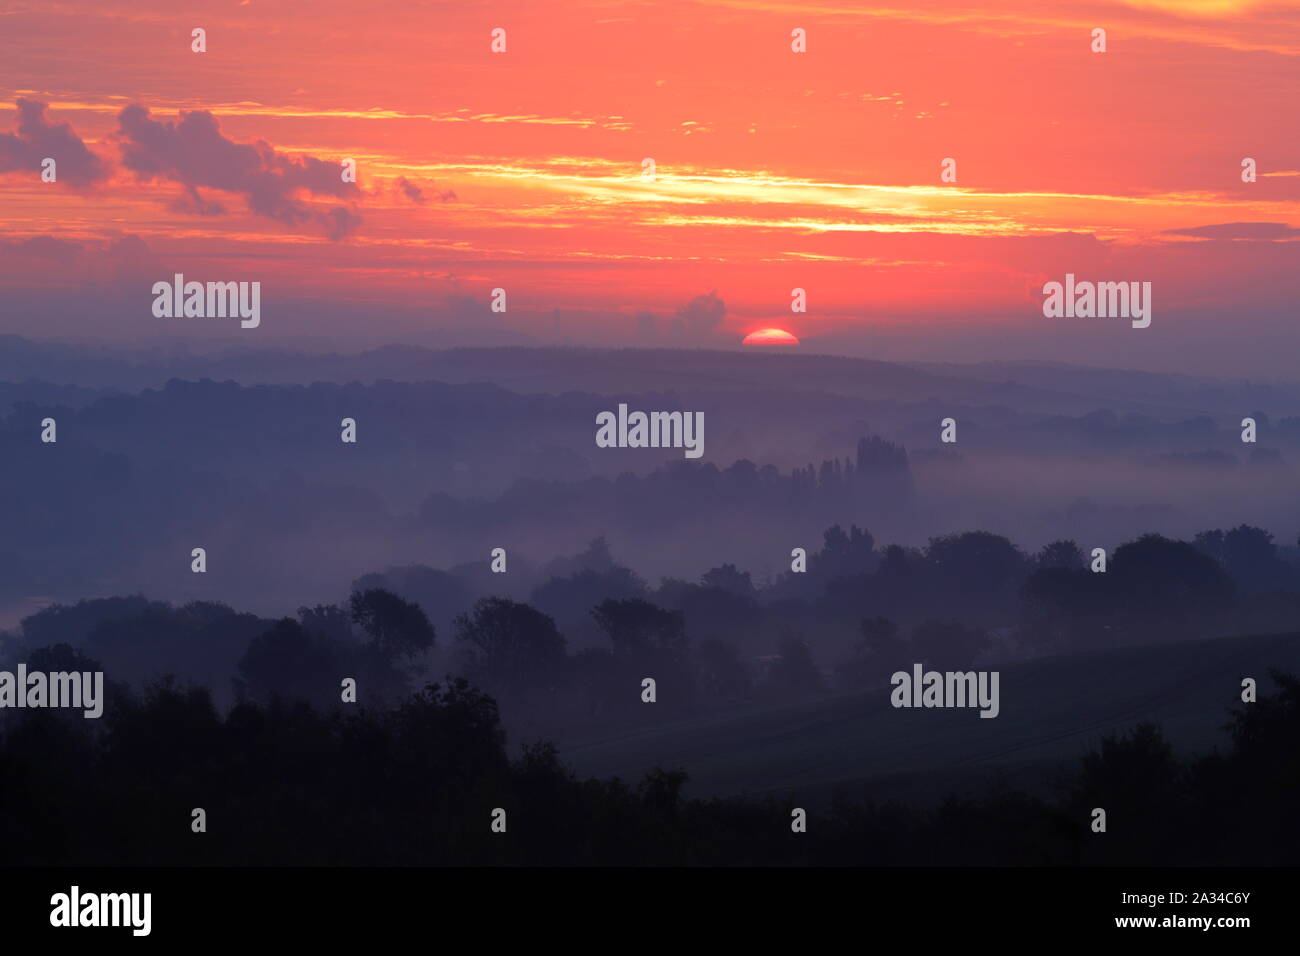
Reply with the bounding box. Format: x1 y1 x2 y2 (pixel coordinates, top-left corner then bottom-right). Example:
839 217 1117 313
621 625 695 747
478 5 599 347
557 631 1300 806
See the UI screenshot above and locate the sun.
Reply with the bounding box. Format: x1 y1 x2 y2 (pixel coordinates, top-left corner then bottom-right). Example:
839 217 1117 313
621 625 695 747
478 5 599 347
742 327 800 346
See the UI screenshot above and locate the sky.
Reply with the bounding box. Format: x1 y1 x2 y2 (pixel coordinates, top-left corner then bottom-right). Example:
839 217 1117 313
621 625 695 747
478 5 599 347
1 0 1298 375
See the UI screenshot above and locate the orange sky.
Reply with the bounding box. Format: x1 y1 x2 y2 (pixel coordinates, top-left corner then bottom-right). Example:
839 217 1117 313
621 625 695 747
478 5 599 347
1 0 1298 372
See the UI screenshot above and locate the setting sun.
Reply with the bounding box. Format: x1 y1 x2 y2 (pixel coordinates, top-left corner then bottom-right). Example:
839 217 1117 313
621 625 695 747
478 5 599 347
742 328 800 346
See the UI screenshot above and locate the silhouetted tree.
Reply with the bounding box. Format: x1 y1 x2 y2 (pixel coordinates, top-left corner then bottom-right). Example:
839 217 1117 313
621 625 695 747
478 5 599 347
531 566 646 648
1222 525 1293 592
1109 533 1235 634
1037 539 1084 570
701 563 755 597
348 588 436 660
591 598 686 658
297 603 353 642
235 618 337 704
1064 722 1191 865
925 531 1027 621
818 524 877 579
454 597 567 695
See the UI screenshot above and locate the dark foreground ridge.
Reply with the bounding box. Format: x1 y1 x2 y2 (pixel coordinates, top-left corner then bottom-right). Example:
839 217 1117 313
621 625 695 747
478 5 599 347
2 662 1298 866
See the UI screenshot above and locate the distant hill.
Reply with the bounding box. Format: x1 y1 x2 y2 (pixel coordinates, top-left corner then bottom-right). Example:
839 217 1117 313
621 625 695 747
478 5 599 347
910 359 1300 419
7 336 1299 419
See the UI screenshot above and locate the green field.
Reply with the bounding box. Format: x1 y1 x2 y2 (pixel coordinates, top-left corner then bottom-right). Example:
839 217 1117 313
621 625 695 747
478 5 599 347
556 631 1300 806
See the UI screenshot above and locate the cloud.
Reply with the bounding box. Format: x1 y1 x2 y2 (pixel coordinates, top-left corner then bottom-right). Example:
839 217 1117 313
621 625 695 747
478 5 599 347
397 176 426 204
2 235 85 260
101 232 164 280
396 176 456 204
323 206 363 241
445 293 496 322
0 232 161 285
115 104 362 239
1116 0 1284 15
675 290 727 335
0 98 110 188
1164 222 1300 240
170 184 228 217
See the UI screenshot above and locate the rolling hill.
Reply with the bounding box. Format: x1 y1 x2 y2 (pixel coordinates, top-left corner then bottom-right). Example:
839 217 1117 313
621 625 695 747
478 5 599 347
555 630 1300 807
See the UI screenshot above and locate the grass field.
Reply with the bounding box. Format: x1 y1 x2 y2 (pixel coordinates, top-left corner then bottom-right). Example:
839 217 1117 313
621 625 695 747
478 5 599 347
555 631 1300 807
